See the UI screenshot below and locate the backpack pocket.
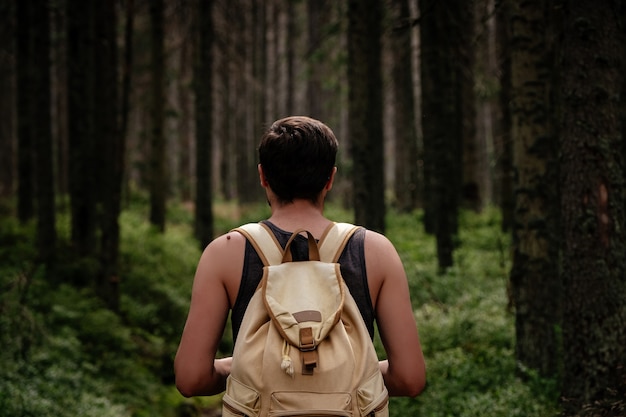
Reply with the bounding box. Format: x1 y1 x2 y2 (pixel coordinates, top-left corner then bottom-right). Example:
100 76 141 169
222 376 261 417
356 372 389 417
268 391 352 416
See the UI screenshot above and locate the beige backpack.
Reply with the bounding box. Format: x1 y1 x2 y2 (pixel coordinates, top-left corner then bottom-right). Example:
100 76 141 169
222 222 389 417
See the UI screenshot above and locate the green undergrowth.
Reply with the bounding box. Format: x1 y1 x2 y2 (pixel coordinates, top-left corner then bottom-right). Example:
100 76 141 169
0 202 560 416
385 207 559 417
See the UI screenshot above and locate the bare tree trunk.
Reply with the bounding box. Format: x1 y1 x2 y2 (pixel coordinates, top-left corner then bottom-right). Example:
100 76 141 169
241 0 260 204
0 1 15 200
16 0 35 223
67 0 97 258
253 0 267 134
496 0 514 232
215 31 233 200
307 0 325 120
348 0 385 232
195 0 214 248
389 0 419 213
148 0 167 231
560 0 626 411
459 0 479 212
50 1 68 198
265 0 277 121
95 0 121 309
213 1 231 201
31 0 56 263
420 0 462 268
178 27 194 202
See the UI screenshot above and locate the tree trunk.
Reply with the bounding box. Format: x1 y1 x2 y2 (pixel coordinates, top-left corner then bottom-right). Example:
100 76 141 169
307 0 325 120
32 0 56 263
348 0 385 232
459 0 479 212
559 0 626 411
389 0 419 213
177 25 193 202
419 0 461 268
195 0 214 248
253 0 267 144
51 2 68 199
508 0 560 377
231 0 253 205
213 2 232 201
265 0 277 121
120 0 134 171
473 0 497 208
215 32 233 201
240 0 260 204
495 0 514 232
67 0 97 258
16 0 35 223
95 0 121 309
148 0 166 232
0 0 14 200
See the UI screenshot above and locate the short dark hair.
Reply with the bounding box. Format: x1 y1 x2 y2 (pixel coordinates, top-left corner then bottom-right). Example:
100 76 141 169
259 116 338 204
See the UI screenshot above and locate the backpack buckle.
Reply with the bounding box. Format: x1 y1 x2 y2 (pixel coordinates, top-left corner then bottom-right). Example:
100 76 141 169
299 327 316 350
300 327 318 375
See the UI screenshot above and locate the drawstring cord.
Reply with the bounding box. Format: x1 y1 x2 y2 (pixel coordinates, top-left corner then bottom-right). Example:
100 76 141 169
281 340 294 377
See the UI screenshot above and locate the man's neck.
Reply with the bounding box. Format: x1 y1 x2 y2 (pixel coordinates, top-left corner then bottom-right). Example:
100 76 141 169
267 199 331 237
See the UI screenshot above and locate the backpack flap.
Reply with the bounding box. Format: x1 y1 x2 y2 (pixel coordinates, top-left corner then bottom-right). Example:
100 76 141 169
262 230 346 375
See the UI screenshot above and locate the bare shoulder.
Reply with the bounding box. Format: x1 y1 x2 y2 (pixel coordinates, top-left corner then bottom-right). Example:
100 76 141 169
363 229 394 247
201 229 247 258
363 229 406 306
195 230 247 306
363 229 402 264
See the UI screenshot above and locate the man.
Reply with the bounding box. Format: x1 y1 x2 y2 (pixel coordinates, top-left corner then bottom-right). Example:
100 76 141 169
174 116 426 398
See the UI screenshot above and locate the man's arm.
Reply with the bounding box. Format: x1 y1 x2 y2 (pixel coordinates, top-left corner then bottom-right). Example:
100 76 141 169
365 231 426 397
174 232 245 397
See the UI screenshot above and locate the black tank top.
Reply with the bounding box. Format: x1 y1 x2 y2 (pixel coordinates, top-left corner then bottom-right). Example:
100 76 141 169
231 221 375 343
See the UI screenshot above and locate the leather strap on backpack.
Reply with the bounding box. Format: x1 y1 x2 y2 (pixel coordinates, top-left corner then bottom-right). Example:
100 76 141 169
232 222 283 266
233 222 361 265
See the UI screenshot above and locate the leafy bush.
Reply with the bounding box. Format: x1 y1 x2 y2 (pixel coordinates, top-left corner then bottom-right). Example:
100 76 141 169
0 206 201 417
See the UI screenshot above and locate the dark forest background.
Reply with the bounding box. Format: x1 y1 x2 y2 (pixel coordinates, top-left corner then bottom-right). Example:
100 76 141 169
0 0 625 416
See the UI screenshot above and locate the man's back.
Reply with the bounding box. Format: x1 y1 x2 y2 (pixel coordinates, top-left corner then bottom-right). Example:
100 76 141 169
174 116 425 400
230 220 375 343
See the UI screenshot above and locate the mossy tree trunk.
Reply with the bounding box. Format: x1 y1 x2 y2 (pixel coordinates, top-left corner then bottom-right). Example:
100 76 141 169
559 0 626 411
508 0 561 377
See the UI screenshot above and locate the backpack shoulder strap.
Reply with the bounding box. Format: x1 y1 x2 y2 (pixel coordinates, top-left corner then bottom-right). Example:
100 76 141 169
318 222 361 262
232 223 283 266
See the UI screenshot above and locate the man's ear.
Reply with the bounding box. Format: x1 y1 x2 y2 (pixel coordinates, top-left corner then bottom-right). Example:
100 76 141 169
258 164 268 187
325 166 338 191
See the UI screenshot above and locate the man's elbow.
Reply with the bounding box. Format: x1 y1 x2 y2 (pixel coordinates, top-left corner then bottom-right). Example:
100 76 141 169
406 374 426 397
392 368 426 398
176 375 200 398
174 365 210 398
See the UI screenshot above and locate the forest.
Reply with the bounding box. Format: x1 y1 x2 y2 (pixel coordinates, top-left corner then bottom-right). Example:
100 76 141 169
0 0 625 416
